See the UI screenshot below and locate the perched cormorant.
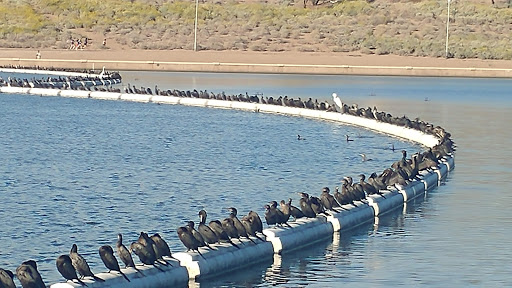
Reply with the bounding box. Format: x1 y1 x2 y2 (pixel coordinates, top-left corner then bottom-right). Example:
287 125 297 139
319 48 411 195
116 234 144 276
264 204 279 226
240 215 265 241
208 220 240 249
197 210 220 245
298 192 316 218
138 232 170 266
247 211 263 234
69 244 105 282
0 268 16 288
56 254 88 286
99 245 130 282
16 260 46 288
221 218 244 244
269 201 291 227
286 198 305 220
226 207 256 244
177 227 206 260
151 233 177 261
129 242 164 272
186 221 214 250
319 187 341 212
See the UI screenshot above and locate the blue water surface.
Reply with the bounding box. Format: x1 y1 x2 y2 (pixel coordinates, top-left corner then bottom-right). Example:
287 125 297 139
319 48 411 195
1 72 512 287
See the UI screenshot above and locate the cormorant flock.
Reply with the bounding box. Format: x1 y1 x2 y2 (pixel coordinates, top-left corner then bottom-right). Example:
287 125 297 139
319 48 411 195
0 68 455 288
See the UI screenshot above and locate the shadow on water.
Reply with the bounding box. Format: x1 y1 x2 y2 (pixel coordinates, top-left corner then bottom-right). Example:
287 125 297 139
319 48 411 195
194 256 273 288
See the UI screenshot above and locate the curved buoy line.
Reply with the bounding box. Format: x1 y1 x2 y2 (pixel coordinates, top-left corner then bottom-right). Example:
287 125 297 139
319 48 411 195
0 86 454 287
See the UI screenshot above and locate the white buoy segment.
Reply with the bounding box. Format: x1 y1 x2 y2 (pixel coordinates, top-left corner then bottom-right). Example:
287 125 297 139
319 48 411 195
395 180 426 202
419 170 439 191
90 91 121 101
174 239 273 279
433 162 449 182
2 87 455 286
120 93 152 103
327 201 375 232
0 86 30 94
59 90 90 98
367 190 404 216
151 95 181 104
206 99 232 109
28 88 61 96
49 259 188 288
263 217 333 254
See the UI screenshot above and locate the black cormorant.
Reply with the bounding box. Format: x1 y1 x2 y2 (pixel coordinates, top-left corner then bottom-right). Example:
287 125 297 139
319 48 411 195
70 244 105 282
99 245 130 281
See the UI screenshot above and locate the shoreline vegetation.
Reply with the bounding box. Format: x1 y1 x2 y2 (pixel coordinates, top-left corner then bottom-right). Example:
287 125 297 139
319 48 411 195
0 0 510 77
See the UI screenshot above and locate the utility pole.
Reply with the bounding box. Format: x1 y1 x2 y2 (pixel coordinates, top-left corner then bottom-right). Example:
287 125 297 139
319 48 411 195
445 0 451 58
194 0 199 51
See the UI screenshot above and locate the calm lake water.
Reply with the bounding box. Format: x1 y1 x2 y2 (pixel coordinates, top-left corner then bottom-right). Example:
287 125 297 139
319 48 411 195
1 72 511 287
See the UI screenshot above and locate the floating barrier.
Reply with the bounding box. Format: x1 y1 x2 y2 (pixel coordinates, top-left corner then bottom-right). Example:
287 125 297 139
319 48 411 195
174 238 273 280
49 258 187 288
28 87 61 97
327 201 375 231
151 95 181 105
1 86 455 287
263 217 333 254
395 180 426 202
418 170 439 191
120 93 152 103
90 91 121 101
0 86 30 94
367 189 404 216
59 90 90 98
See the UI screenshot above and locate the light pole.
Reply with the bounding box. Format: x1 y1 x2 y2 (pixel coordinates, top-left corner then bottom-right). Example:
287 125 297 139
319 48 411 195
445 0 451 58
194 0 199 51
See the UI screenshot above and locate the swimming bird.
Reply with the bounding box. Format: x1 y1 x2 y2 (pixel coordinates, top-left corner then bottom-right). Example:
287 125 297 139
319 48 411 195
0 268 16 288
56 254 88 286
297 134 306 140
208 219 240 249
16 260 46 288
197 210 220 245
99 245 130 282
176 227 206 260
70 244 105 282
359 153 373 162
345 135 353 142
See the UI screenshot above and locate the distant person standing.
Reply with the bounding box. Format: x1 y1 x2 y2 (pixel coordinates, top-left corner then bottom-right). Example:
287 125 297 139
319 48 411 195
102 38 106 46
36 50 41 59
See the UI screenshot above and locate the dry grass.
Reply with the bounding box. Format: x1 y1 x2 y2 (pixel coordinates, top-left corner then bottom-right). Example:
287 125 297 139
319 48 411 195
0 0 511 59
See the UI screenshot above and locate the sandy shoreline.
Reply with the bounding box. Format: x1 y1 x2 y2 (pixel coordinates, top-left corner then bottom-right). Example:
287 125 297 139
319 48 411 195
1 48 511 77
